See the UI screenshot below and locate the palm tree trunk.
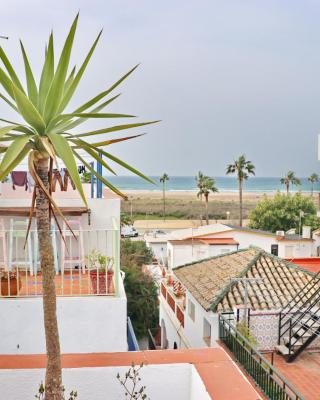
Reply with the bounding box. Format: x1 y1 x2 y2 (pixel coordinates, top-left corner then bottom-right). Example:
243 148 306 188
239 179 243 227
199 194 203 226
163 182 166 222
35 157 62 400
311 183 314 197
205 194 209 225
286 183 289 195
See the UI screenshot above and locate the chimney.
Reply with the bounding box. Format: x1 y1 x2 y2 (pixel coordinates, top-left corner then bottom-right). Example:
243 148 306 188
276 230 285 240
302 226 311 239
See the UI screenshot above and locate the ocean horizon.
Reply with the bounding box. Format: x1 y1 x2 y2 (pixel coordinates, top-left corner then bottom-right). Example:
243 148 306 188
105 176 320 193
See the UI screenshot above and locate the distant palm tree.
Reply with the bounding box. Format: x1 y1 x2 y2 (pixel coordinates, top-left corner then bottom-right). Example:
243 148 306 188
195 171 205 224
160 173 169 221
197 175 218 225
308 173 319 196
280 171 301 194
226 155 255 227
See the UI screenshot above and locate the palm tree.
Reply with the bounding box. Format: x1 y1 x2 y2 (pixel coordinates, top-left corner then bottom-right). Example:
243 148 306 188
160 173 169 221
195 171 205 224
197 175 218 225
0 15 157 399
226 155 255 227
280 171 301 194
308 173 319 196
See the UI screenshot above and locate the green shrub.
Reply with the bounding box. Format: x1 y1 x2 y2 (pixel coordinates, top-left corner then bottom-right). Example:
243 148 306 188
123 265 159 339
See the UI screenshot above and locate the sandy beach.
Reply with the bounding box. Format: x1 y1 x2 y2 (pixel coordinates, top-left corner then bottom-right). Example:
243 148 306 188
124 190 275 201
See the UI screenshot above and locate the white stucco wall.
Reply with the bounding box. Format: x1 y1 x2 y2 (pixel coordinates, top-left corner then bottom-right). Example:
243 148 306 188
159 298 189 349
168 242 237 269
183 292 219 348
0 364 211 400
146 241 167 264
160 290 219 350
0 285 127 354
204 231 314 258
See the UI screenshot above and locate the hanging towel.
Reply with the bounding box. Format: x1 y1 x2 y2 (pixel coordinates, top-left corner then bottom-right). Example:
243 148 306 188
62 169 76 191
11 171 28 190
51 169 64 192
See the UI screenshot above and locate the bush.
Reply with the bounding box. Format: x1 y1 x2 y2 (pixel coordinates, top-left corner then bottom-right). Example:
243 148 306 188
249 192 320 233
123 265 159 339
121 239 153 268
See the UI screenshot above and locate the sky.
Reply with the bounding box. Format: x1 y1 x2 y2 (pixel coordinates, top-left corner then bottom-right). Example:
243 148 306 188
1 0 320 177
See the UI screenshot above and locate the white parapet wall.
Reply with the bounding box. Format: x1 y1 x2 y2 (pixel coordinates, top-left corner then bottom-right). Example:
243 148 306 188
0 290 127 354
0 364 211 400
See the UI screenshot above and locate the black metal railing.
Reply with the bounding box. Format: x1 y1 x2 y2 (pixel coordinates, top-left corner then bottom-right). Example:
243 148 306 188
219 315 304 400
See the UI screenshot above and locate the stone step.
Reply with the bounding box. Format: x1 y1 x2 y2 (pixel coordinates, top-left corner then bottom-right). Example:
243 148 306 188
275 345 290 355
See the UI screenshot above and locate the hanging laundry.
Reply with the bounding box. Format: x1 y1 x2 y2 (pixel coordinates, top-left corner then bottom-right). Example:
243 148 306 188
51 169 64 192
62 169 76 191
11 171 28 190
78 165 86 174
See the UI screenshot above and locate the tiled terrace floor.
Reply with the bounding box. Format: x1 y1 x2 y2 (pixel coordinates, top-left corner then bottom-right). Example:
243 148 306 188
1 271 115 296
264 350 320 400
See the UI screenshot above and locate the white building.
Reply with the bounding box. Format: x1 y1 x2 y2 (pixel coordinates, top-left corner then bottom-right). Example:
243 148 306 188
163 223 317 269
159 247 319 352
0 182 129 354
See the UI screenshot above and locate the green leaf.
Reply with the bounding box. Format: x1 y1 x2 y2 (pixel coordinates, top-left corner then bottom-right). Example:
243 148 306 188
84 146 116 175
48 131 87 207
74 120 160 138
70 136 154 184
0 46 25 93
90 133 144 147
54 112 136 124
73 64 139 114
64 65 76 94
51 94 121 133
0 142 31 181
58 30 102 113
0 92 18 111
43 14 79 123
38 32 54 113
0 118 35 134
0 125 19 138
0 136 30 177
12 84 46 134
69 137 116 175
73 150 127 199
0 67 15 99
20 41 38 106
96 148 155 184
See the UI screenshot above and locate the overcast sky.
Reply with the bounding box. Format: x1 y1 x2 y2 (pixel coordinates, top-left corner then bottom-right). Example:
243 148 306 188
2 0 320 177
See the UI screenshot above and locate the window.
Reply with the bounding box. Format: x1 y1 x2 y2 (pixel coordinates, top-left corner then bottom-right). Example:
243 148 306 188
188 299 195 322
203 318 211 346
271 244 278 256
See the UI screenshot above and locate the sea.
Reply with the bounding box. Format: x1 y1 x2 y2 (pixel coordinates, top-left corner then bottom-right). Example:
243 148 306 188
106 176 320 193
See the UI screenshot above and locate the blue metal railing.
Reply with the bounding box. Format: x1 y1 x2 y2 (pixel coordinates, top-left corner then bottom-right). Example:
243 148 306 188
127 317 139 351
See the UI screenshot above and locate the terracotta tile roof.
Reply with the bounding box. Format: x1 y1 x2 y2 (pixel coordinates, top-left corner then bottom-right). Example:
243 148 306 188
174 248 318 312
168 237 238 246
198 238 239 245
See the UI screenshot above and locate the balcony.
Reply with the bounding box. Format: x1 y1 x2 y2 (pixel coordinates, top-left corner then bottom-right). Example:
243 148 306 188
160 278 185 327
0 227 121 298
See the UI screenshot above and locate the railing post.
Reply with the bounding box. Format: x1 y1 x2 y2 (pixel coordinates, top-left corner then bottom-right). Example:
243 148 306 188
288 318 292 356
112 218 120 297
